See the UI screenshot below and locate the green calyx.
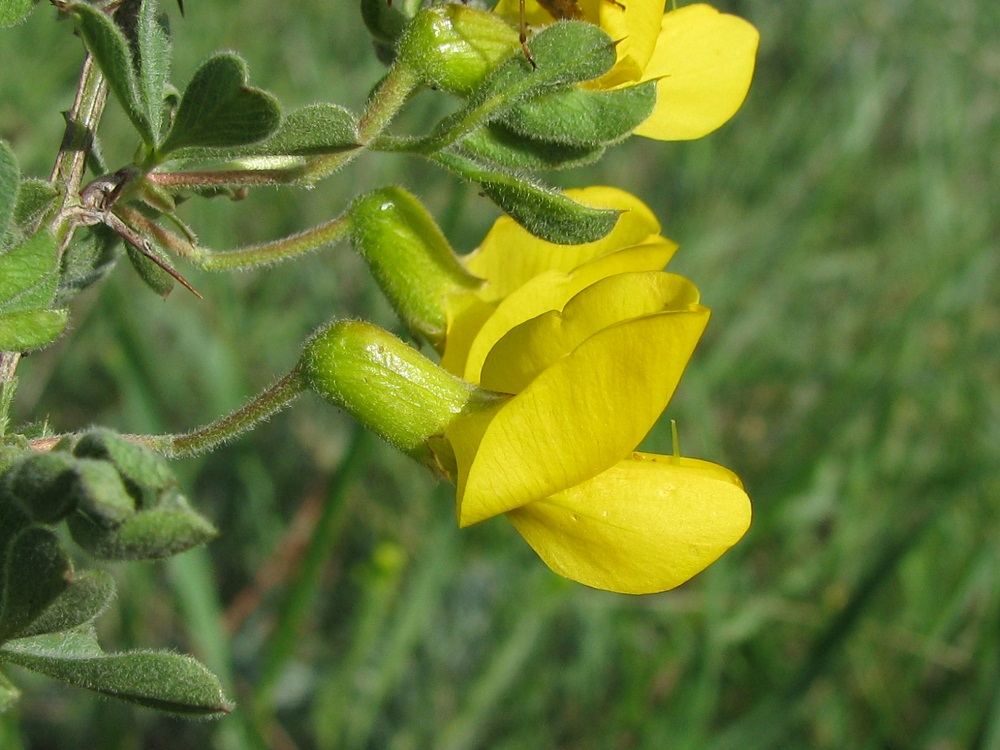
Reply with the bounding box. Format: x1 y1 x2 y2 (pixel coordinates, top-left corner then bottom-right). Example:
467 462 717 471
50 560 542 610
397 4 520 96
349 187 481 348
299 320 504 472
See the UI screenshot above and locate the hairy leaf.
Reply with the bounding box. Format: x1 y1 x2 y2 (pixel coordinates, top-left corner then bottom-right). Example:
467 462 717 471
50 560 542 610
435 151 620 244
502 82 657 146
3 450 80 524
135 0 171 139
0 626 233 715
460 126 605 171
160 53 281 155
0 0 37 28
68 489 216 560
12 179 59 235
170 102 360 160
474 21 617 104
16 571 116 639
72 428 177 499
0 139 16 243
0 309 68 352
0 228 58 313
0 527 72 642
69 2 154 145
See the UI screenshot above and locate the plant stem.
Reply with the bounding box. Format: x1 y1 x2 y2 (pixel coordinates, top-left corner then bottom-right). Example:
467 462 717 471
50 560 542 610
118 203 353 271
50 53 109 249
301 62 421 182
148 166 309 190
0 53 109 414
141 369 307 458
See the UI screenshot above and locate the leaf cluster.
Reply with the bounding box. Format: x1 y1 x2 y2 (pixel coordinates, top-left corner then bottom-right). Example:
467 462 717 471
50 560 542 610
0 428 228 714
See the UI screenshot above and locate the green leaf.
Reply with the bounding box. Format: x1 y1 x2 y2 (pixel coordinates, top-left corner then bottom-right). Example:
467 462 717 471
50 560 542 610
0 626 233 715
434 151 620 244
0 0 37 28
475 21 617 104
169 103 360 160
502 82 657 146
68 489 217 560
109 0 171 140
16 571 116 639
0 228 58 313
0 309 68 352
159 53 281 155
0 527 72 643
135 0 171 139
65 457 139 530
72 428 177 500
124 240 175 298
246 102 358 155
12 179 59 235
0 493 31 573
0 140 17 243
57 224 121 300
460 125 605 171
3 450 80 524
423 21 617 152
69 2 154 146
0 668 19 713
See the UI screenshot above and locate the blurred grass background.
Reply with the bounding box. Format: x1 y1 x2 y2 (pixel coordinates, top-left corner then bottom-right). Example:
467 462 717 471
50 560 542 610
2 0 999 747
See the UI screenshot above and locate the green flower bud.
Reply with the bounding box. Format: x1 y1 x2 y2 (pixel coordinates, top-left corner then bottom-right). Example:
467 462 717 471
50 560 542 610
299 320 505 472
397 4 519 96
2 451 80 524
1 451 136 527
349 187 480 348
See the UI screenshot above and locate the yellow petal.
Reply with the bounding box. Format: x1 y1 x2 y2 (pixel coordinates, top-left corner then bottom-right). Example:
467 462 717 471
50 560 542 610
507 451 751 593
450 308 709 526
463 186 660 300
593 0 667 88
494 0 557 26
441 293 498 374
461 239 678 383
479 270 700 392
632 4 759 140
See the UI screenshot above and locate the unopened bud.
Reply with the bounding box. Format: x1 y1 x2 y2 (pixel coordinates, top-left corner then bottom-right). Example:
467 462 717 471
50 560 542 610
398 4 519 95
350 187 480 348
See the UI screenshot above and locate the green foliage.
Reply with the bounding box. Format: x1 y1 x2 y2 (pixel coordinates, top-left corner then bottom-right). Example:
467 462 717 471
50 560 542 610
0 626 232 715
69 2 157 146
0 228 68 351
0 0 36 28
0 429 220 712
502 82 657 146
175 103 360 161
0 527 72 642
158 52 281 155
436 150 620 243
0 140 16 238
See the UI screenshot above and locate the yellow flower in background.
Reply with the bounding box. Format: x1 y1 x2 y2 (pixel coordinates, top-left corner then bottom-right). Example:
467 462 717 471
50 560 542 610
439 186 751 593
494 0 760 140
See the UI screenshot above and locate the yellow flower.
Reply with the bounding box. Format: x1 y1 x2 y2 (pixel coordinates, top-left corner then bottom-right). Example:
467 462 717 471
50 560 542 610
494 0 760 140
439 186 750 593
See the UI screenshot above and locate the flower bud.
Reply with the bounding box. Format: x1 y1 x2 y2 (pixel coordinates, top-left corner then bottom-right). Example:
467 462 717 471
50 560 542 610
299 320 505 472
397 4 519 96
349 187 480 348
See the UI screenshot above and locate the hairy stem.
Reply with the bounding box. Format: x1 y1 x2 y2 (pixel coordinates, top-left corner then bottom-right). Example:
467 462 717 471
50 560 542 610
50 53 109 248
117 204 353 271
1 53 109 412
301 62 421 182
140 369 307 458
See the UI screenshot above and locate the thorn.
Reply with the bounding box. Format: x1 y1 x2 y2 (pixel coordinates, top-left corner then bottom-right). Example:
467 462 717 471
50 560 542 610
106 211 203 299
